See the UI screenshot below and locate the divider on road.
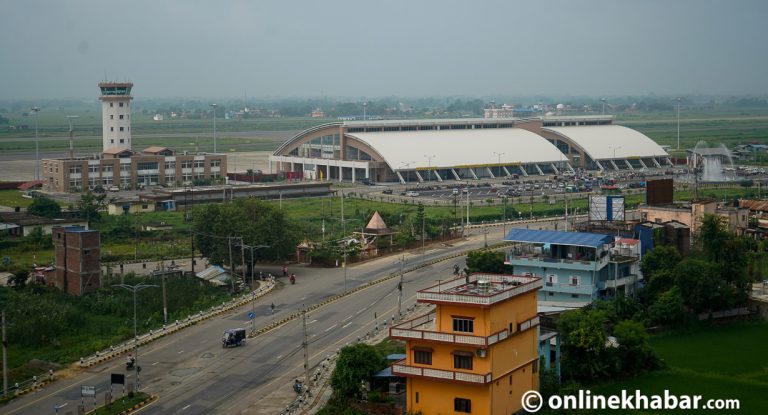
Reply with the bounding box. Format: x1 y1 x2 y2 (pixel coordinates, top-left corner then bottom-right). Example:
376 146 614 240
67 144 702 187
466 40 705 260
78 280 276 369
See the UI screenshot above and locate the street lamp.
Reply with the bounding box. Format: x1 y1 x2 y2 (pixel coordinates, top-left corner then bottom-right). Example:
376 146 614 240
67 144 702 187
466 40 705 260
676 97 682 150
65 115 80 159
400 161 414 190
114 283 157 391
31 107 40 180
424 154 435 182
239 243 270 288
210 103 218 153
362 101 367 121
601 98 607 115
493 151 504 178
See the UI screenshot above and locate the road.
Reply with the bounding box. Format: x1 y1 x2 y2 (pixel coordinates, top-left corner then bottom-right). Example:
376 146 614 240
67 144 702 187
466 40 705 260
7 221 559 415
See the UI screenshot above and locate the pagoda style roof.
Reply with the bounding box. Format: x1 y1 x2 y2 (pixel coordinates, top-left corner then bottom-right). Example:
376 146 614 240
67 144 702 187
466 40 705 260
364 211 393 235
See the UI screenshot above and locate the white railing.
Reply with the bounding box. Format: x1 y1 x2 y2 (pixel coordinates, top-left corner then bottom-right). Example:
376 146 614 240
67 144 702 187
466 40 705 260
391 313 540 347
392 360 490 384
417 274 542 306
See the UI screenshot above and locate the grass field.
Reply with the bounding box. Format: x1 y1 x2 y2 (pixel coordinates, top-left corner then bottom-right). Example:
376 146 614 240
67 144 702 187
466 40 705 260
0 189 32 208
584 321 768 414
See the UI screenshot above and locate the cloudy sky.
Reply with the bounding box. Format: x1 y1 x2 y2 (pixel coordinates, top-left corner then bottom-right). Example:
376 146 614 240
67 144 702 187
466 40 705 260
2 0 767 99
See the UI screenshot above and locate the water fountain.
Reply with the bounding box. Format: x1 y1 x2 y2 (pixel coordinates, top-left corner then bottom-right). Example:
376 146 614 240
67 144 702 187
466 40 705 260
690 141 735 182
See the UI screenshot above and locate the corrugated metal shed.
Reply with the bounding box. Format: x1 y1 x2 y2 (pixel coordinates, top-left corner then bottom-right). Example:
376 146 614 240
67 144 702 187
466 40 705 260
504 228 613 248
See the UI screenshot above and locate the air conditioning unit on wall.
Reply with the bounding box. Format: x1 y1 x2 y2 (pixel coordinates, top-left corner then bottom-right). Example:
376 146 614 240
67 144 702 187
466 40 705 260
476 349 487 358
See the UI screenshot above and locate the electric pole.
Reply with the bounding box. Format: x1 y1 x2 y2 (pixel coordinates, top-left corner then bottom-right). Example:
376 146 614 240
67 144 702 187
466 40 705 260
161 261 167 324
2 310 7 397
302 308 310 390
228 237 235 293
397 255 405 317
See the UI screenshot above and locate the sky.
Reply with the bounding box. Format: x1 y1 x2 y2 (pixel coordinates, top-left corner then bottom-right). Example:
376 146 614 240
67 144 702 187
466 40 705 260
1 0 767 100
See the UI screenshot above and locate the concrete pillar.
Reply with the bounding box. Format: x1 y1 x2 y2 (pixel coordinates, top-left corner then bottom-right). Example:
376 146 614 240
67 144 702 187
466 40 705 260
486 167 495 179
414 170 424 182
638 159 648 169
352 166 356 183
610 160 620 170
502 166 511 177
519 165 528 177
468 168 478 180
534 164 544 175
624 159 634 170
433 170 443 182
451 169 460 180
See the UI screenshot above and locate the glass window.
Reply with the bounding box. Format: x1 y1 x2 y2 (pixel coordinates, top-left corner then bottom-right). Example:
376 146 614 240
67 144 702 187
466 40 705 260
414 350 432 365
110 115 114 119
452 318 474 333
110 127 114 132
454 398 471 413
119 102 124 107
454 354 473 370
119 114 124 119
110 102 113 107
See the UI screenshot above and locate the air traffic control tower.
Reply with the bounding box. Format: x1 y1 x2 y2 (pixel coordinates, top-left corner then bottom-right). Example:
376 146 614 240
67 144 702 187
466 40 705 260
99 82 133 152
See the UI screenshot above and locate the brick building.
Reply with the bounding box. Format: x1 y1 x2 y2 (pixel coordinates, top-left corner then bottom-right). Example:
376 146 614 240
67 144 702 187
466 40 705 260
52 226 101 295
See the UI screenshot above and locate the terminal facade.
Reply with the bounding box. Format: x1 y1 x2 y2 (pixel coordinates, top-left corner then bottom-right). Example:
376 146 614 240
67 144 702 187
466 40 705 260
270 116 672 184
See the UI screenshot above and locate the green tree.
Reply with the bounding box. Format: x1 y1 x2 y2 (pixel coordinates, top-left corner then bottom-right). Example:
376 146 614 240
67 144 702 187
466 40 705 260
698 214 729 263
639 245 680 280
673 258 733 313
613 319 661 376
558 308 609 381
465 250 514 274
77 191 108 223
27 197 61 219
330 343 385 400
648 286 685 326
192 198 299 265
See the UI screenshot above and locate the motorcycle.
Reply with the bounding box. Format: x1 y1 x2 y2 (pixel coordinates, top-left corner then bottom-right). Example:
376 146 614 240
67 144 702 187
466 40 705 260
126 357 136 370
289 274 296 285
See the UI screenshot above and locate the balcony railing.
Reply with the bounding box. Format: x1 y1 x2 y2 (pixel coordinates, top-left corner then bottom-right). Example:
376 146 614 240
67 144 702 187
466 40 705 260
391 359 492 384
416 274 542 306
390 313 540 347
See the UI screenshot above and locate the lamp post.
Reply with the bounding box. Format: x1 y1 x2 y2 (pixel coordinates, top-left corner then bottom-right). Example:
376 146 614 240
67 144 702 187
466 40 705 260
400 162 414 191
362 102 367 121
676 97 682 150
493 151 504 178
424 154 435 182
114 283 157 391
65 115 80 160
210 103 218 153
601 98 607 115
239 243 269 288
31 107 40 180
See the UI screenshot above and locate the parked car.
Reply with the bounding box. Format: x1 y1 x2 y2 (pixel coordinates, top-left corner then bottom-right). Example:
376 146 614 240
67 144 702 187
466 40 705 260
452 188 460 195
108 186 120 192
405 191 420 197
382 189 393 194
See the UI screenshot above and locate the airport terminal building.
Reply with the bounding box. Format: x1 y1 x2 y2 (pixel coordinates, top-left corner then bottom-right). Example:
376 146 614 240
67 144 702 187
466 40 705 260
269 116 671 184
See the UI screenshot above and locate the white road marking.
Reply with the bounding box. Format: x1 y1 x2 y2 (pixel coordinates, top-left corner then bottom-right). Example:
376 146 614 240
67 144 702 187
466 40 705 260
342 316 352 322
342 322 352 329
308 319 318 325
324 324 337 332
276 354 283 360
355 309 364 315
182 404 191 410
152 361 159 366
178 350 184 354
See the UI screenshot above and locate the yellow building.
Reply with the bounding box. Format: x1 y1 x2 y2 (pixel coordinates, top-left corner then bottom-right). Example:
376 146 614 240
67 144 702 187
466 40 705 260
390 273 542 415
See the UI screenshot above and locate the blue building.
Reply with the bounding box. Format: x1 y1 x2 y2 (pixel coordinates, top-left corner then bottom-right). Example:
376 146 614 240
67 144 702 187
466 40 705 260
504 228 641 310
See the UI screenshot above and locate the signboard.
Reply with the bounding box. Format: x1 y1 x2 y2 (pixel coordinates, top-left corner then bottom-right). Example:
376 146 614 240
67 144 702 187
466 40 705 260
81 385 96 397
111 373 125 385
589 195 625 221
247 311 255 320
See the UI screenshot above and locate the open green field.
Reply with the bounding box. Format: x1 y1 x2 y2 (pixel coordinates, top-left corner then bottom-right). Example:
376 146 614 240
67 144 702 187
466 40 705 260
0 189 32 208
584 322 768 414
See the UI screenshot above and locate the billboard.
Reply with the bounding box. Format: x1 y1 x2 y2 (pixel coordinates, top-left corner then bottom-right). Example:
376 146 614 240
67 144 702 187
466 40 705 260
589 195 625 221
646 179 674 206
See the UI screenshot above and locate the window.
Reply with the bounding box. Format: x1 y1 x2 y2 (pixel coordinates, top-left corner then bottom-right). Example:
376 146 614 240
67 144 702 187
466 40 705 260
571 294 578 298
165 161 175 170
120 127 124 132
110 115 114 119
454 398 471 413
452 317 474 333
110 139 114 143
211 159 221 167
453 353 473 370
102 165 113 173
110 127 114 132
194 160 204 168
547 275 557 285
88 165 98 173
414 350 432 365
119 114 124 119
415 392 419 404
120 139 124 144
110 102 114 107
532 359 539 374
119 102 124 107
570 276 580 286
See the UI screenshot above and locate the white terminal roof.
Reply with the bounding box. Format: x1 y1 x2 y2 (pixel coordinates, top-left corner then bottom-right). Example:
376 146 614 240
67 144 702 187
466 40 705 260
349 129 567 170
543 125 668 160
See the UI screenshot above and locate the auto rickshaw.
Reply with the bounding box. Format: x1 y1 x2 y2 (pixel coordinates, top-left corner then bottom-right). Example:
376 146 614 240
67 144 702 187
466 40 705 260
222 328 247 348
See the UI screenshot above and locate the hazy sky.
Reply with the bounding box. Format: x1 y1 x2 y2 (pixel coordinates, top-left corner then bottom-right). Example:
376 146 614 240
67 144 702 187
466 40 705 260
2 0 767 99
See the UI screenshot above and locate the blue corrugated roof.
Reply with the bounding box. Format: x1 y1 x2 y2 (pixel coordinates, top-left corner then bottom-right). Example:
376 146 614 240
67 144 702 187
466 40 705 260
504 228 613 248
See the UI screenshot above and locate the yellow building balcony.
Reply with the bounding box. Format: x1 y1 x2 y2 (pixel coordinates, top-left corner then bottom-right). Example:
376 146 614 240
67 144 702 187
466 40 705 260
391 359 492 384
390 313 540 347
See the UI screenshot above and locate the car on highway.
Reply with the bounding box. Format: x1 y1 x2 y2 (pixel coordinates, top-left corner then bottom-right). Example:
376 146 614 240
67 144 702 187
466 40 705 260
452 188 460 195
382 189 393 194
405 191 420 197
